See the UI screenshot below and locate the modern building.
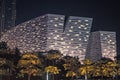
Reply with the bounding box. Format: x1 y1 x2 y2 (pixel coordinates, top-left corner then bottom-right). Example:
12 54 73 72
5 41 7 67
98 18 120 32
86 31 117 62
0 0 16 37
63 16 92 60
0 14 93 61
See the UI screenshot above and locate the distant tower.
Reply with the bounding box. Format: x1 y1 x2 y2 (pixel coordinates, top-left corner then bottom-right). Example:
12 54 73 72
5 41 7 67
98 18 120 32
0 0 16 37
86 31 117 62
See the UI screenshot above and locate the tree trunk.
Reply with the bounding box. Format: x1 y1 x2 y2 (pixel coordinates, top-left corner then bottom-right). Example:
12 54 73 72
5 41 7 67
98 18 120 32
46 72 49 80
28 74 31 80
52 74 54 80
85 74 87 80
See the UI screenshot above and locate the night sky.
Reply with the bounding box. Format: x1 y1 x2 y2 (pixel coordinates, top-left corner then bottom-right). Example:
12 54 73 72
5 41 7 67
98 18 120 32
16 0 120 54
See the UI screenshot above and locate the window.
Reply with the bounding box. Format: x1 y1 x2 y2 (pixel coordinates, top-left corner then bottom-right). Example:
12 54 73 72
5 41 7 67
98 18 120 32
55 30 57 32
74 22 77 24
61 38 64 40
54 18 58 20
50 20 53 22
79 38 81 41
85 19 89 22
78 20 81 22
54 24 58 27
75 34 79 36
60 17 64 20
69 30 73 32
50 33 53 35
78 26 81 29
81 25 85 27
85 23 89 25
56 35 60 37
67 34 70 36
69 20 72 22
71 26 74 29
54 37 57 39
59 23 63 26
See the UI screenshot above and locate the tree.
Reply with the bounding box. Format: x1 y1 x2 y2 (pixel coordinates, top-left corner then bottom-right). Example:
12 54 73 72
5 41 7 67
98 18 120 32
17 53 42 80
78 59 93 80
45 50 62 80
93 57 117 80
62 56 81 80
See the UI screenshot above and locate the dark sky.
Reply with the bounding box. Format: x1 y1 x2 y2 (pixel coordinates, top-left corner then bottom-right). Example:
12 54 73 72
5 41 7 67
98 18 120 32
16 0 120 53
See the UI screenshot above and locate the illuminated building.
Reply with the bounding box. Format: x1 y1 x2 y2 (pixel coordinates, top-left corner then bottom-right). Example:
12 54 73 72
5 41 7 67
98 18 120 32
0 14 93 60
86 31 117 62
0 0 16 37
62 16 92 60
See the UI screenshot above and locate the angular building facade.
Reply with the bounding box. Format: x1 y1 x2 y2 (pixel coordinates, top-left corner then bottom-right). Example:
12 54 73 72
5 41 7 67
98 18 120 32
63 16 92 60
0 0 16 37
86 31 117 62
0 14 93 60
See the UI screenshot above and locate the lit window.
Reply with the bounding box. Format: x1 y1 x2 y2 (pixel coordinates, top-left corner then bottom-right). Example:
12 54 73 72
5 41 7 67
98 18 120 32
74 22 77 24
71 38 74 41
55 43 57 45
56 35 60 37
54 18 58 20
43 25 46 27
79 38 81 41
79 44 82 46
61 51 63 53
86 31 89 33
71 51 74 53
78 26 81 29
67 34 70 36
85 23 89 25
81 25 85 27
78 20 81 22
55 30 57 32
69 20 72 22
59 23 63 26
54 37 57 39
69 30 73 32
50 45 54 47
84 27 87 29
85 19 89 22
54 24 58 27
50 33 53 35
67 46 70 48
62 42 65 45
61 38 64 40
75 34 79 36
50 20 53 22
71 26 74 28
112 42 115 44
48 37 51 39
101 34 103 36
32 24 35 26
107 35 111 37
42 28 44 30
59 48 63 51
86 35 89 37
75 46 78 49
63 46 66 48
60 17 64 20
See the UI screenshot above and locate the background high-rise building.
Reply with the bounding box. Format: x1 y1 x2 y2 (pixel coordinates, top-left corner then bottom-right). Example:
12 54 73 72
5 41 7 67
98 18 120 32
0 0 16 37
86 31 117 62
0 14 93 61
